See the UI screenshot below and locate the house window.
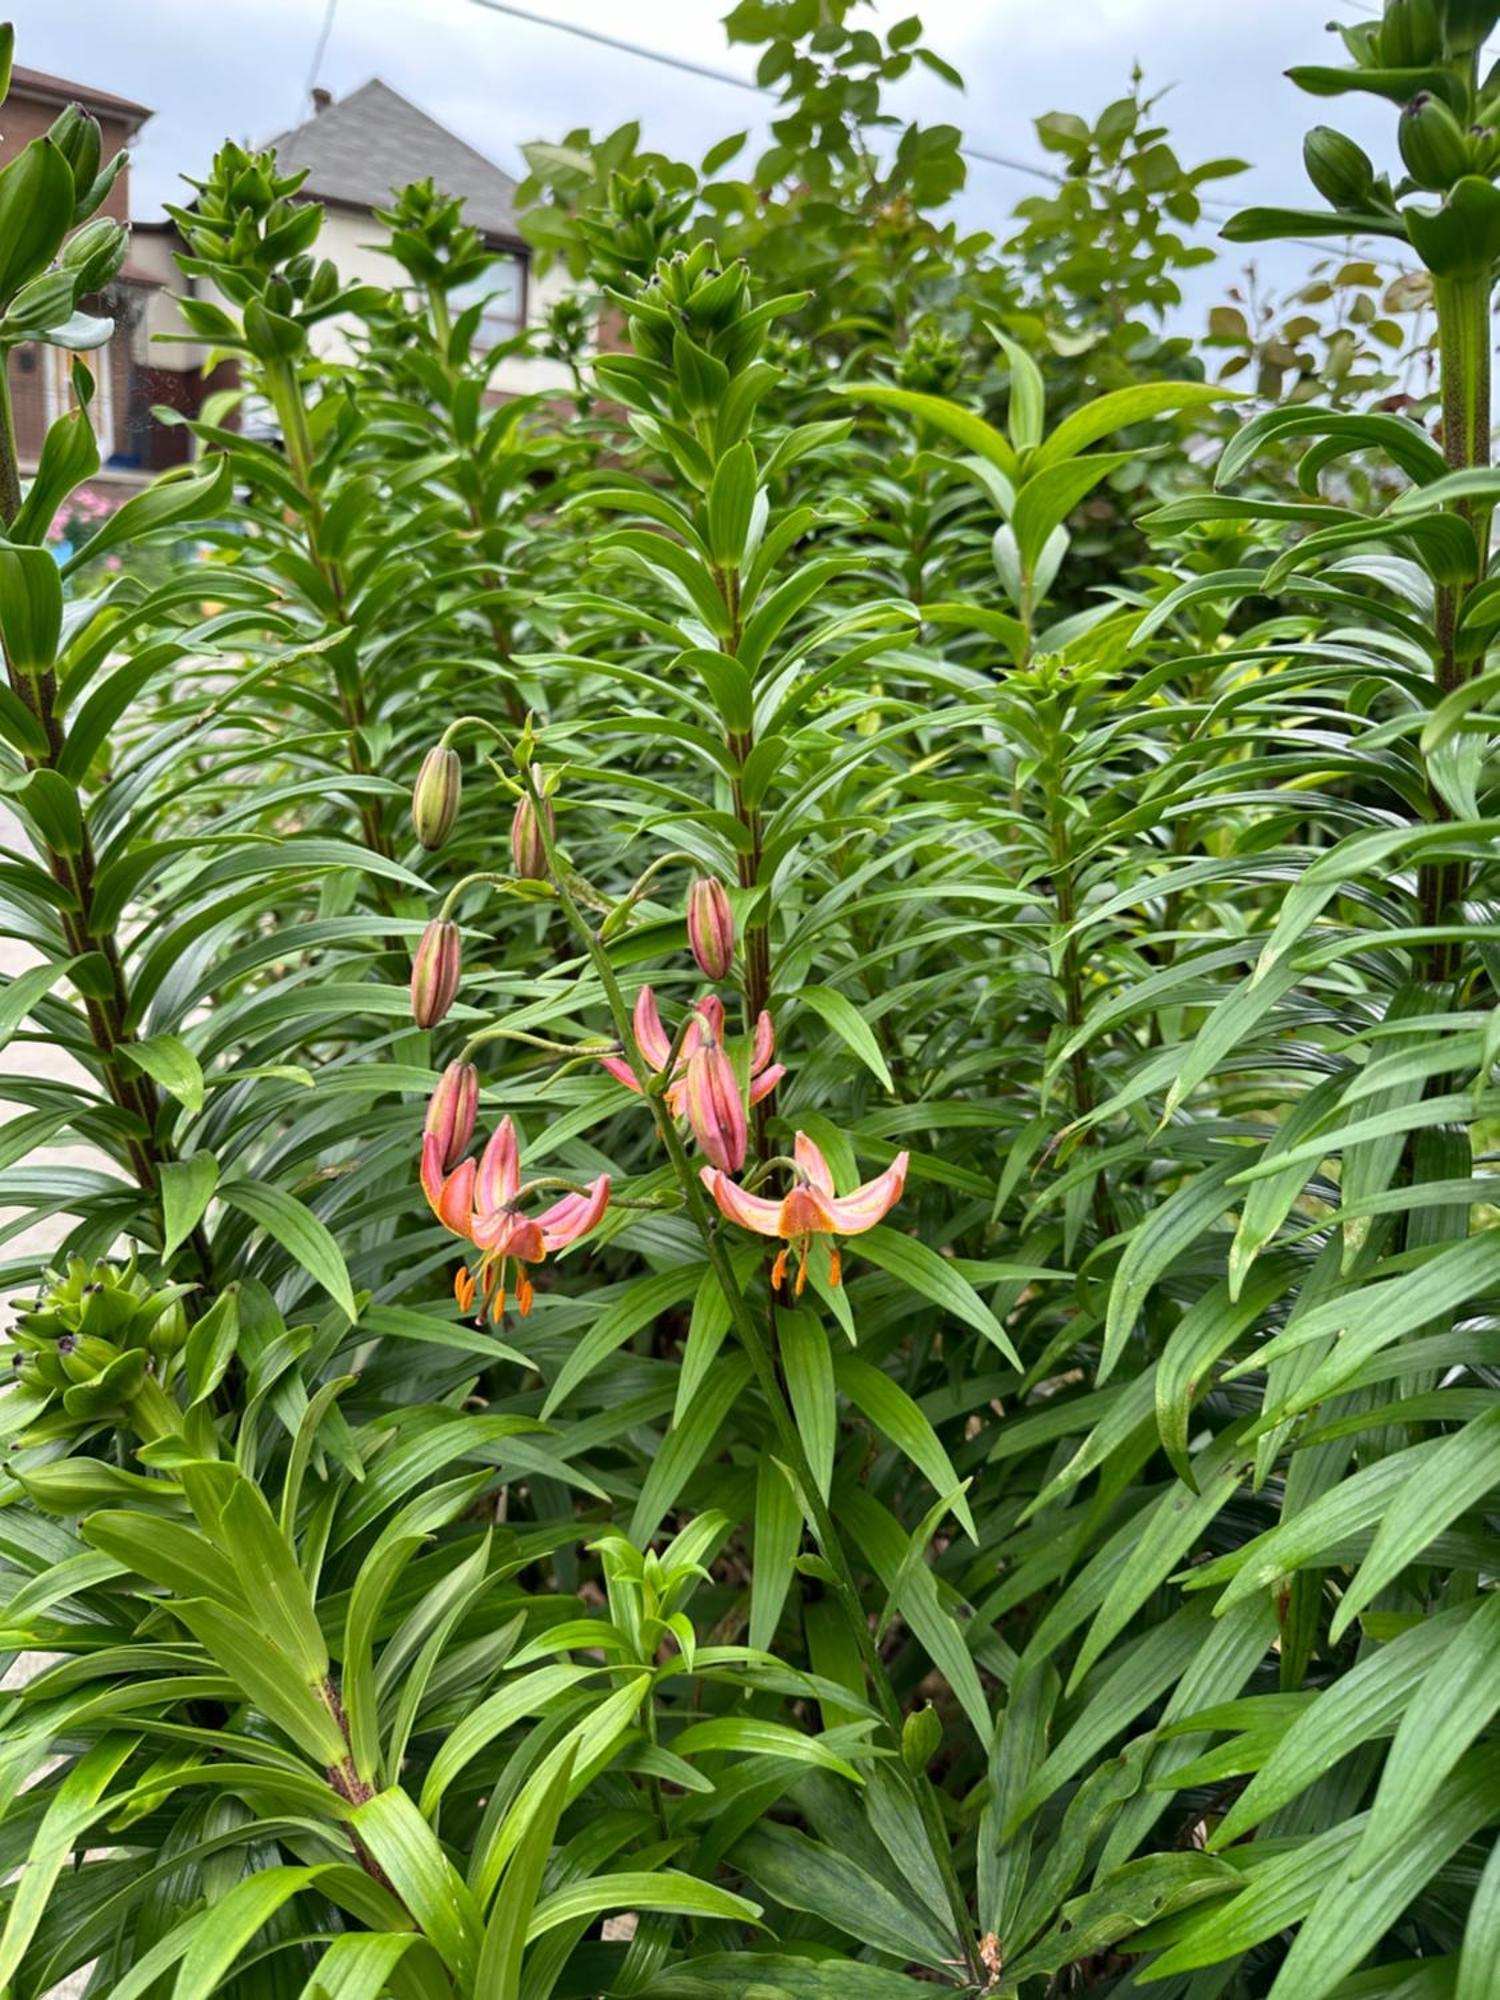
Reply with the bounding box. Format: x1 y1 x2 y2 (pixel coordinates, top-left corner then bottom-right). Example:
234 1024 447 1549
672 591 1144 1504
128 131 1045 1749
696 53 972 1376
26 342 115 460
448 249 526 347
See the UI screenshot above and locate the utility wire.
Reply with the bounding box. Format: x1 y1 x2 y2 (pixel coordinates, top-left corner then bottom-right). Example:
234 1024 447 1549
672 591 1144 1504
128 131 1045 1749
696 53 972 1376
305 0 341 100
465 0 1416 264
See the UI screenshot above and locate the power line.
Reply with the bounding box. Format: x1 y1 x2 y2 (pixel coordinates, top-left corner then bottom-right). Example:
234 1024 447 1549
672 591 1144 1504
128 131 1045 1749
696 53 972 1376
465 0 1414 264
305 0 340 100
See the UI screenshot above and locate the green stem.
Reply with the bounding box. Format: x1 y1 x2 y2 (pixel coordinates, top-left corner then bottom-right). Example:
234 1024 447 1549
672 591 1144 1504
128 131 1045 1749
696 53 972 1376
262 358 393 866
1421 270 1493 982
0 366 23 523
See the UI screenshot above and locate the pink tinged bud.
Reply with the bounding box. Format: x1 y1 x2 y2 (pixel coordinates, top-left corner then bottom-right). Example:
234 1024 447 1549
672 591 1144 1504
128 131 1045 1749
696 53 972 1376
412 745 462 850
424 1060 478 1171
511 794 554 880
687 876 735 981
684 1042 747 1173
411 919 461 1028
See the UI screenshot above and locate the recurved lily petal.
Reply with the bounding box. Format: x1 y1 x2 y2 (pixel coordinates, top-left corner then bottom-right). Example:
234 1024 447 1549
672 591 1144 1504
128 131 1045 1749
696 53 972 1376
751 1009 776 1074
701 1166 784 1236
793 1132 835 1196
475 1116 521 1214
598 1053 641 1094
633 986 672 1071
539 1174 611 1250
826 1152 909 1234
422 1134 476 1238
749 1062 786 1105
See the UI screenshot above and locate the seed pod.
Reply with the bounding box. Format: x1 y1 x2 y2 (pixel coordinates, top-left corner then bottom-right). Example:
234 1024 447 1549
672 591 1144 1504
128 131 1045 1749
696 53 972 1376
1400 91 1473 189
1304 127 1377 210
425 1060 479 1170
687 876 735 981
510 794 554 880
410 919 461 1028
411 745 462 850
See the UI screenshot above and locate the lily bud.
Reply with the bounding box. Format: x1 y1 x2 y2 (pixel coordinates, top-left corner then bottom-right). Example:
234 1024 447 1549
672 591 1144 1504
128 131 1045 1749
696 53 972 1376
412 745 462 850
424 1059 479 1171
1400 92 1471 190
511 793 554 880
411 919 461 1028
1303 128 1376 212
684 1042 747 1174
687 876 735 981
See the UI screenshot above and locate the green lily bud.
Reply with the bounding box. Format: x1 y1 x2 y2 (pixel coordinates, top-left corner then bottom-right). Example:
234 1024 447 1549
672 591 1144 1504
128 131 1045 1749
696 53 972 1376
902 1705 943 1774
47 105 101 205
1401 92 1473 188
1440 0 1500 51
1381 0 1444 65
412 745 462 849
410 919 462 1028
1304 128 1378 210
61 216 128 294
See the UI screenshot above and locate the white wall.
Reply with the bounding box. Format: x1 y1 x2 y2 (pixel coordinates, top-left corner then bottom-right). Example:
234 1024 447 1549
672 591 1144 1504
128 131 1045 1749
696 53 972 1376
129 210 584 401
311 206 580 399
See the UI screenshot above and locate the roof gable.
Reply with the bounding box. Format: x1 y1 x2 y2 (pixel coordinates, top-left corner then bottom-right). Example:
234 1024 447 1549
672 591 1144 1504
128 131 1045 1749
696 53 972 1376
269 78 521 243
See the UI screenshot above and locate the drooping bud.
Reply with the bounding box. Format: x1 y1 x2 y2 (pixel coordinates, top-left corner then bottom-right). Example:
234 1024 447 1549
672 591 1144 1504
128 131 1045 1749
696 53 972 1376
424 1059 479 1170
511 793 554 880
412 745 462 850
683 1042 747 1174
411 919 461 1028
687 876 735 981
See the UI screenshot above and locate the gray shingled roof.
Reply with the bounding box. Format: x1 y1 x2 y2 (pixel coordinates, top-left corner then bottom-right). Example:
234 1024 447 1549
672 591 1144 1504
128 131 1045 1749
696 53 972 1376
269 79 522 242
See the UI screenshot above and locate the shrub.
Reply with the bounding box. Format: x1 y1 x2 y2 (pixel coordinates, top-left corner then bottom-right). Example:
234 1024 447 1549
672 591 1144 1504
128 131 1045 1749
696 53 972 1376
2 4 1499 1996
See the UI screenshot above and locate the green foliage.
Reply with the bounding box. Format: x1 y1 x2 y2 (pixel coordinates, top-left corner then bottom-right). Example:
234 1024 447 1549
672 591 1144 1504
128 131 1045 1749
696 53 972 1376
2 2 1499 1995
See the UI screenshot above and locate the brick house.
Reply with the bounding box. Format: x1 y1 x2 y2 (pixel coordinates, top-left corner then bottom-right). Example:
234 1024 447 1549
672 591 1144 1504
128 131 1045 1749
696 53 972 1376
1 66 164 486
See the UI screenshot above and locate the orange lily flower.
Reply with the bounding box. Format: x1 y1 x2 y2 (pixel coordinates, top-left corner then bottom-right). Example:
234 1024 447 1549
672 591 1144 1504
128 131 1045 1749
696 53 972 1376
701 1131 909 1294
600 989 784 1173
421 1114 609 1319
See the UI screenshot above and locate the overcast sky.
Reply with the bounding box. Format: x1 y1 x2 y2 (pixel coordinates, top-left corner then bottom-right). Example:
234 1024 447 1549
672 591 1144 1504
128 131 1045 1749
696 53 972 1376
12 0 1396 316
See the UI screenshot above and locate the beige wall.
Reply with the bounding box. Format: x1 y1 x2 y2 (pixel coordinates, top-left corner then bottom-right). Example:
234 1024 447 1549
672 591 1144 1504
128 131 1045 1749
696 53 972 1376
310 206 580 398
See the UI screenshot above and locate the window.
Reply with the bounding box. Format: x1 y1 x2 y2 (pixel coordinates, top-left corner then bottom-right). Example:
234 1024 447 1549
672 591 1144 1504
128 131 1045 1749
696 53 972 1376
448 249 527 347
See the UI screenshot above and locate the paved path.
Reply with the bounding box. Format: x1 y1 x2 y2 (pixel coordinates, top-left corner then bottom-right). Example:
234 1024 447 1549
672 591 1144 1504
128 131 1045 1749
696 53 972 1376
3 804 96 1996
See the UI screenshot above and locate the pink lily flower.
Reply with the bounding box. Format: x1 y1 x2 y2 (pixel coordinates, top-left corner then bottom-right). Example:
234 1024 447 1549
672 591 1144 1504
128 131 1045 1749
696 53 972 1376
421 1113 609 1320
600 990 784 1172
701 1131 909 1295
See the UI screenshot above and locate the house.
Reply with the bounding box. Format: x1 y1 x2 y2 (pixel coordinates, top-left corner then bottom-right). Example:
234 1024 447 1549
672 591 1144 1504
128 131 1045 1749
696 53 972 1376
251 79 575 397
2 66 576 490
